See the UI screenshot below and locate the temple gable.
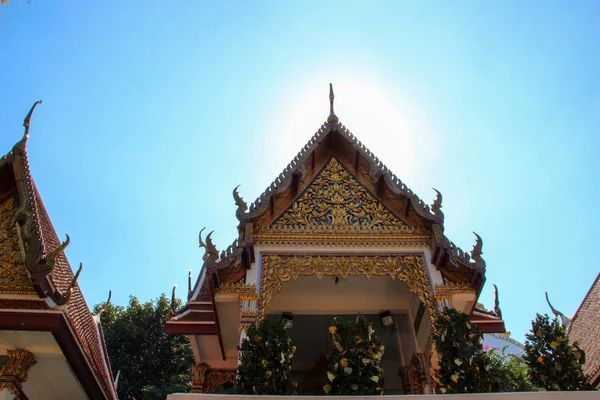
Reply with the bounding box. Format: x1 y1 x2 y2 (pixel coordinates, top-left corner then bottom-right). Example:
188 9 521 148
263 157 424 235
0 196 34 294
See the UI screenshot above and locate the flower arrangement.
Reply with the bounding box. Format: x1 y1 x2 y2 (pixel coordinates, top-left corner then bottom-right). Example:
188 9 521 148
323 315 385 395
236 318 297 394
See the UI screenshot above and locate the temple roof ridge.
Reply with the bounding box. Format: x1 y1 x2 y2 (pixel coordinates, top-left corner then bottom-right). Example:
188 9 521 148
247 121 329 216
245 118 442 224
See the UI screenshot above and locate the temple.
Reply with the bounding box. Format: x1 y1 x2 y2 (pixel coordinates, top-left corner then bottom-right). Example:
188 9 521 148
166 85 506 395
0 102 117 399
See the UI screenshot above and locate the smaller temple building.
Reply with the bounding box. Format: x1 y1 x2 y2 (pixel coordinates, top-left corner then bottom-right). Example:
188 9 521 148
167 85 507 395
0 102 118 399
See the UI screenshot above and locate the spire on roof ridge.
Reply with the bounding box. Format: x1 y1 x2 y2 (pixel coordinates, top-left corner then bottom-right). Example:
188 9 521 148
15 100 42 152
327 83 338 124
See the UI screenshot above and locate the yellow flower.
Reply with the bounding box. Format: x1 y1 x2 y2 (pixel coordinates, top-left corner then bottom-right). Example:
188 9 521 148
340 358 349 368
370 376 379 383
329 326 337 334
333 340 343 352
355 336 363 344
451 373 459 383
344 367 353 375
323 384 331 394
327 372 336 382
265 370 272 378
550 341 559 349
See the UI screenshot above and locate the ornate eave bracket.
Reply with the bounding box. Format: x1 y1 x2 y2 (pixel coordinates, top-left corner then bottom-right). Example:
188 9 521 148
0 348 37 396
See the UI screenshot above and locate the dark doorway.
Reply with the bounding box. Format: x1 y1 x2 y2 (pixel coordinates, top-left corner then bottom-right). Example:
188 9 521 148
268 314 405 394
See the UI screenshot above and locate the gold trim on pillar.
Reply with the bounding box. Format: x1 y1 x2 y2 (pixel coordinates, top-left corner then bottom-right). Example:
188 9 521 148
191 363 209 393
239 293 258 333
433 283 476 309
259 254 436 327
0 348 37 395
216 283 259 333
204 371 236 393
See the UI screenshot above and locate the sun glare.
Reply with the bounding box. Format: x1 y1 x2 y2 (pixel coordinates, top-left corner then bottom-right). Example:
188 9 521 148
255 77 439 201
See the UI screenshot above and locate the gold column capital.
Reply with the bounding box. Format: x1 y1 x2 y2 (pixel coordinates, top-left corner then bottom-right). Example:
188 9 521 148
0 348 37 395
191 363 209 393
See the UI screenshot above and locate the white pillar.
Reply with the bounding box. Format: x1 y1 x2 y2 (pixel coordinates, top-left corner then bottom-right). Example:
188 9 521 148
0 388 16 400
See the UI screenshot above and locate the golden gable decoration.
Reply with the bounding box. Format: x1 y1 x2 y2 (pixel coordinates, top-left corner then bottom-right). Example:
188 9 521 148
0 198 34 295
264 157 425 235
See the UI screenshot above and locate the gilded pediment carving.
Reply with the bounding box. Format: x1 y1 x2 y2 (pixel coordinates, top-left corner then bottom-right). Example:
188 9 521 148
0 197 34 294
263 157 425 235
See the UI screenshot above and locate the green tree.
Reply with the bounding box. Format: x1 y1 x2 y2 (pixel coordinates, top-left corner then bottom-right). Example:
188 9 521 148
324 315 384 395
523 314 591 391
236 318 297 395
94 294 194 400
433 307 494 393
484 347 535 392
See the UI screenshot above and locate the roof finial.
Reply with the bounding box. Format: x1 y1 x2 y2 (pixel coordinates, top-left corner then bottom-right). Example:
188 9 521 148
327 83 338 124
15 100 42 152
23 101 43 140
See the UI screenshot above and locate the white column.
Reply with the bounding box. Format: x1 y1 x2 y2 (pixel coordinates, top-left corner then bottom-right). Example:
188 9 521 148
0 388 16 400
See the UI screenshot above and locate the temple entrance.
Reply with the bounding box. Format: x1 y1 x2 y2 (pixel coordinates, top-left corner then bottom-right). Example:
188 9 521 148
266 313 412 394
263 274 431 395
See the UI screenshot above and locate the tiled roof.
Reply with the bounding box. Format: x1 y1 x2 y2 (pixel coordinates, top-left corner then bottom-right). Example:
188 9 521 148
31 174 118 399
1 139 118 399
569 273 600 382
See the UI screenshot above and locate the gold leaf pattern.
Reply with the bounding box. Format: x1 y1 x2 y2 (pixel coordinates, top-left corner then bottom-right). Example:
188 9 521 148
204 371 236 393
265 157 425 235
0 197 33 294
259 254 436 328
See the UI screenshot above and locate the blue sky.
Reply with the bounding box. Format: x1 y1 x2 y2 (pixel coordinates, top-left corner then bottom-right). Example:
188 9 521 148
1 1 599 342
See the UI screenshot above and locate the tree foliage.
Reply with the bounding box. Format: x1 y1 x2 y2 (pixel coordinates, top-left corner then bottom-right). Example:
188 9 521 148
95 294 194 400
433 307 495 393
523 314 591 391
484 347 535 392
324 315 385 395
236 318 297 395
